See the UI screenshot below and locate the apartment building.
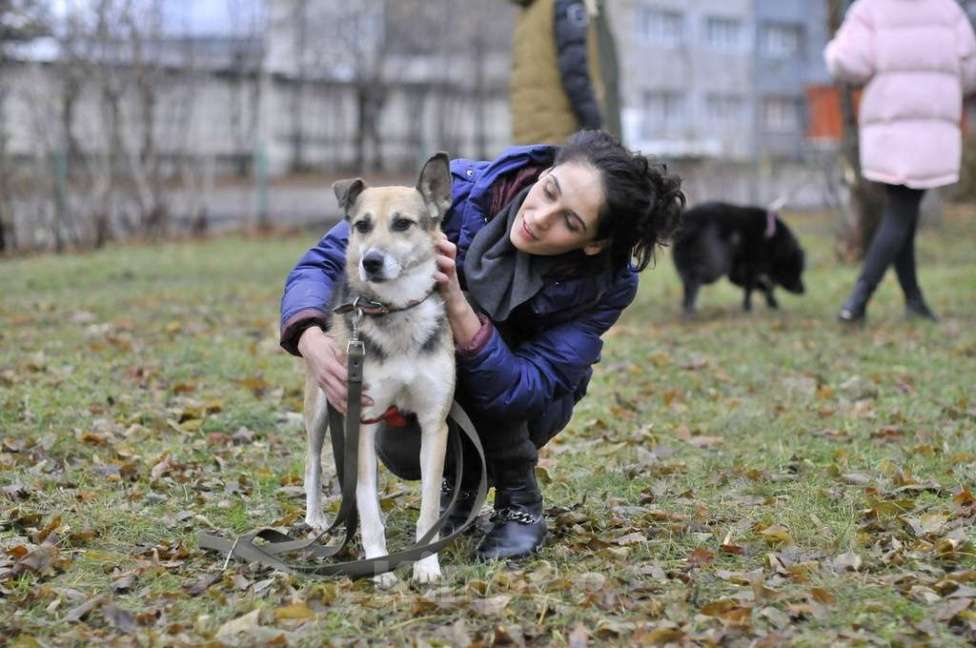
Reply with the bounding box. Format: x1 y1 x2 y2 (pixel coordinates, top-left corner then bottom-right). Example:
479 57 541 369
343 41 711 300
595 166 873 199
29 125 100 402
611 0 830 162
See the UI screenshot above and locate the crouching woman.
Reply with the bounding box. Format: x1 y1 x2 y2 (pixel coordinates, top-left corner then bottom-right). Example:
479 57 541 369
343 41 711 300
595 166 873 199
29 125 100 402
280 130 684 561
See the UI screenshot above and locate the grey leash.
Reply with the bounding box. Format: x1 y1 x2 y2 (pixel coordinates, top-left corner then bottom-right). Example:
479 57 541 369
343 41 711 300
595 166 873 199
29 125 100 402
198 312 487 578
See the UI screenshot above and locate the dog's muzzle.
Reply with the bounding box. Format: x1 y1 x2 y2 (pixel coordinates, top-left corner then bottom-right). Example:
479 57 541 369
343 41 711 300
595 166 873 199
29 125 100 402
787 280 805 294
361 250 388 282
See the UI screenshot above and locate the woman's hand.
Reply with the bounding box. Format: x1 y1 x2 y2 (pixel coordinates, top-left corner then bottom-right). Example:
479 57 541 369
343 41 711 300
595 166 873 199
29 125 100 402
433 233 465 308
297 326 373 414
434 233 484 348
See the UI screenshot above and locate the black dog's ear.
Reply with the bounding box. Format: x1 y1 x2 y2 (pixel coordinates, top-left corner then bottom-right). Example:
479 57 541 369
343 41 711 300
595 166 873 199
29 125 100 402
416 152 452 224
333 178 367 216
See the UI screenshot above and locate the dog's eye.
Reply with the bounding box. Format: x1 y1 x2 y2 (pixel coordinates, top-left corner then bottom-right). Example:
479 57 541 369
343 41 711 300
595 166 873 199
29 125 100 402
354 220 372 234
391 218 413 232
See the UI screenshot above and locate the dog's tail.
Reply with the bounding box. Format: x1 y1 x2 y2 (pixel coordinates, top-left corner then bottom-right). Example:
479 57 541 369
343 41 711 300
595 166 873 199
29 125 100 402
767 195 787 213
764 196 787 239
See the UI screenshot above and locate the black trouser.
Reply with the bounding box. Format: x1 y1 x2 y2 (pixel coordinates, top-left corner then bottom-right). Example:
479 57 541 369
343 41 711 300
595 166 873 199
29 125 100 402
859 184 926 298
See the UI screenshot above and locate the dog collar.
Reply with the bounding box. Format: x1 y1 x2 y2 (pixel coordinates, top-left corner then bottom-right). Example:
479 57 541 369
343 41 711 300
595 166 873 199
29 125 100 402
333 290 436 318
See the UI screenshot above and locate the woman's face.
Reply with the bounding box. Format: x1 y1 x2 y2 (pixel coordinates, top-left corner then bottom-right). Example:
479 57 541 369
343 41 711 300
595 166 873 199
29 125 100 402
509 162 607 256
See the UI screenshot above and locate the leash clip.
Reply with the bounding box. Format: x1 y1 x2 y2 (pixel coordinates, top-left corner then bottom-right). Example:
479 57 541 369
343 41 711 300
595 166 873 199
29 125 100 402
349 301 365 342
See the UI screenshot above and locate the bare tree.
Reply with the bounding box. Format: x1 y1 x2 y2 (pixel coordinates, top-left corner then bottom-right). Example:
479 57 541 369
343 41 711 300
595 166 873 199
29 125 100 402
827 0 884 261
349 0 389 172
120 0 171 238
227 0 264 178
0 0 49 252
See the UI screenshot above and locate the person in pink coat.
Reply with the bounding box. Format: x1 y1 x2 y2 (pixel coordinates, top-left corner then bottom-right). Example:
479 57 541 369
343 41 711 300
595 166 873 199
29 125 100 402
825 0 976 322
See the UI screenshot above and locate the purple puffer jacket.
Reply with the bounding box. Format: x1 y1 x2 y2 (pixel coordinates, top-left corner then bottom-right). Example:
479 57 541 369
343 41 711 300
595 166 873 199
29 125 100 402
279 144 639 438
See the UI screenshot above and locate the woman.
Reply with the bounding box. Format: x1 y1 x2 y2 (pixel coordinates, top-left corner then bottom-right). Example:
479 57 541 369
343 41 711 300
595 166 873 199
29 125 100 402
826 0 976 323
280 130 684 560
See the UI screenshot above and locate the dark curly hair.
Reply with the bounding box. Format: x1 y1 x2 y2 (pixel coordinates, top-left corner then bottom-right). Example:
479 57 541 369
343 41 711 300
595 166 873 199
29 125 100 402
555 130 685 272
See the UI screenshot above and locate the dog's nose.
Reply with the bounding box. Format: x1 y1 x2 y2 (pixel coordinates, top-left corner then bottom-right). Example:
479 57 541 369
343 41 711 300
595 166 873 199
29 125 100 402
362 251 385 276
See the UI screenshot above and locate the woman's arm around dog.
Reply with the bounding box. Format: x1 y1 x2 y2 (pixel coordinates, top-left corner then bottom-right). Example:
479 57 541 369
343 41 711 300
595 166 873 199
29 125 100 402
434 232 637 421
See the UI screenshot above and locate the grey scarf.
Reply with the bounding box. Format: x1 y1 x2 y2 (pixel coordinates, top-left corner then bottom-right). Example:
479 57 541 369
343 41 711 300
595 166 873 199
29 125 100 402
465 187 560 321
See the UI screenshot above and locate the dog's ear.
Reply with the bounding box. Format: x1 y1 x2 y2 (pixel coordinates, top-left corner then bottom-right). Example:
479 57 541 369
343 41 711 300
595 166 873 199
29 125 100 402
416 152 452 224
333 178 367 216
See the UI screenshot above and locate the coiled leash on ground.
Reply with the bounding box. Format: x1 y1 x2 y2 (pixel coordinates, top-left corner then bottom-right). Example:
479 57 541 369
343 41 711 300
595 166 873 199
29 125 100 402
198 305 487 579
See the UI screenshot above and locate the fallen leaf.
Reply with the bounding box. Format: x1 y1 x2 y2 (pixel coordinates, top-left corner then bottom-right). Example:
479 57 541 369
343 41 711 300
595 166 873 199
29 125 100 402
840 472 872 486
569 622 589 648
216 609 263 639
635 627 685 644
953 489 975 507
185 573 221 597
470 594 511 617
758 605 791 629
274 601 315 621
111 573 136 593
576 572 608 592
102 604 138 634
809 588 835 605
688 547 715 566
450 619 472 647
65 596 105 623
909 586 941 604
758 525 793 546
833 552 862 572
905 513 948 538
13 543 60 577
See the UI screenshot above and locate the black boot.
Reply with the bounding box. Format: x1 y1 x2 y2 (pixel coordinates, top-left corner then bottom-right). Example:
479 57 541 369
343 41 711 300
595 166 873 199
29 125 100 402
905 294 938 321
476 461 546 561
838 279 873 324
438 477 481 537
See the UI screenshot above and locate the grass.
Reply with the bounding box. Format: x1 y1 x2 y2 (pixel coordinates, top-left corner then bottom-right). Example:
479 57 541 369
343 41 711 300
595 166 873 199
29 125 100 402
1 208 974 646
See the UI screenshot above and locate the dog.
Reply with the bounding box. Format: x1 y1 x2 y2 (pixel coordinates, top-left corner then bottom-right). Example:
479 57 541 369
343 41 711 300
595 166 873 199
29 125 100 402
303 153 454 585
672 201 805 316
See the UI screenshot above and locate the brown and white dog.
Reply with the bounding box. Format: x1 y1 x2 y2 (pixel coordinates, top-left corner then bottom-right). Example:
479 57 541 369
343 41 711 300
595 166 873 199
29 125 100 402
303 153 455 585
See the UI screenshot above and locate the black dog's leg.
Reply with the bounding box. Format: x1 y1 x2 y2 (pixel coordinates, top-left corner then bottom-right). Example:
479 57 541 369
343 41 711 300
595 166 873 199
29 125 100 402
682 279 700 316
742 282 753 311
757 277 779 309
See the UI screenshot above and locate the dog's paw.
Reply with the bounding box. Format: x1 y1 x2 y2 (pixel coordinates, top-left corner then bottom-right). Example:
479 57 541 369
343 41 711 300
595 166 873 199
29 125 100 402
304 512 330 532
372 571 399 589
412 559 441 584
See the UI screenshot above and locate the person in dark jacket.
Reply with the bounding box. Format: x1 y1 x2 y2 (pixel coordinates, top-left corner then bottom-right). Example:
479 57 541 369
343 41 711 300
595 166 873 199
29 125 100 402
280 130 683 561
509 0 622 144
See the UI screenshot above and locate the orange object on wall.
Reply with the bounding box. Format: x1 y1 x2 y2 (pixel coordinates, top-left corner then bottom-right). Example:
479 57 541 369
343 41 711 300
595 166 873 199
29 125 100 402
805 84 861 141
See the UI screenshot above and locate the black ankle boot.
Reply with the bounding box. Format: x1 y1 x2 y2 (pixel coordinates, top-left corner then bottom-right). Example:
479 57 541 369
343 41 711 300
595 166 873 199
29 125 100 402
905 295 938 321
476 462 546 561
838 279 873 324
439 477 481 537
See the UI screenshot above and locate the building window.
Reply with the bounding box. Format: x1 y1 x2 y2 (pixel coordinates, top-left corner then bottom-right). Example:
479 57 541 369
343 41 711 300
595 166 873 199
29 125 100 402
704 16 742 50
762 96 803 132
705 93 745 122
761 22 804 59
642 90 685 136
636 7 685 47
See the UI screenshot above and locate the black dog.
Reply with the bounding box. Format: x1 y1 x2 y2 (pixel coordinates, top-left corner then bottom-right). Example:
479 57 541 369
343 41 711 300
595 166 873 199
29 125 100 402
672 202 805 316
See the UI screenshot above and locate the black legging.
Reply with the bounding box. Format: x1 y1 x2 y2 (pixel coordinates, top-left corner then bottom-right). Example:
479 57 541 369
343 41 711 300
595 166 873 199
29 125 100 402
859 184 925 298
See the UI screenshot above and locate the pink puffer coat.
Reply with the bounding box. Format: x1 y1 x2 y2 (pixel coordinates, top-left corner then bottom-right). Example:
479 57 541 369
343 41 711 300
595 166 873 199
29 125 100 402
825 0 976 188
